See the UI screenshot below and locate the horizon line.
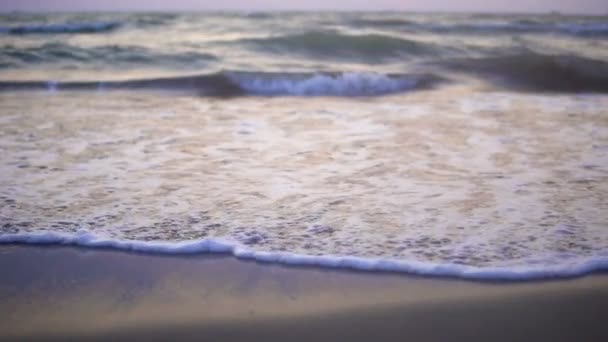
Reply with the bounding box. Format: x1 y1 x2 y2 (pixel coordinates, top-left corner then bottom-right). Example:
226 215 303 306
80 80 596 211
0 8 604 16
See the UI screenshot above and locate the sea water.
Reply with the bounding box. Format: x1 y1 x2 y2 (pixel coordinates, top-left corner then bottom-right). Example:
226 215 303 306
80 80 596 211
1 12 607 279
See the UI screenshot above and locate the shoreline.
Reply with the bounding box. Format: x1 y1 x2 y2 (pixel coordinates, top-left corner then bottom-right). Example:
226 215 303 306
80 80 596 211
2 232 608 281
1 245 608 341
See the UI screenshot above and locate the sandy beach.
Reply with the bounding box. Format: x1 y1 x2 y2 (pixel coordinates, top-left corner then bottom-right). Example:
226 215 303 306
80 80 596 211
0 245 606 341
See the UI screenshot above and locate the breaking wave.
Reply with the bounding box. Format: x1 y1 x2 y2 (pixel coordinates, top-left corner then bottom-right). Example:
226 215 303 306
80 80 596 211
226 71 440 96
0 71 442 97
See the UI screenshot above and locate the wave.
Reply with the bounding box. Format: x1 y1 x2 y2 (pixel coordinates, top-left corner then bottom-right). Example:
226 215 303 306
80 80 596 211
238 31 442 61
0 71 442 97
472 22 608 36
2 231 607 281
556 22 608 36
227 71 440 96
440 53 608 93
349 18 415 27
0 21 121 35
354 19 608 37
0 42 217 69
131 13 178 28
243 12 274 19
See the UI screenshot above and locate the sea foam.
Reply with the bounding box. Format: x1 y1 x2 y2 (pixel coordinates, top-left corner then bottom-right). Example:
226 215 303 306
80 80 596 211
2 231 607 281
229 72 421 96
2 82 607 282
0 72 438 97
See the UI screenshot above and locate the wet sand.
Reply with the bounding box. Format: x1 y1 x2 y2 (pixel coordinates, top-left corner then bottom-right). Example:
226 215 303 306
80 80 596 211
1 245 607 341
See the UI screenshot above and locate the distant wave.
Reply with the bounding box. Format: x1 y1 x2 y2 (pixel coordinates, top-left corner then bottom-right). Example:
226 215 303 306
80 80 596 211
421 22 608 37
243 12 274 19
440 53 608 93
0 71 443 97
556 22 608 36
352 19 608 37
0 21 121 35
2 231 608 280
349 18 415 27
0 42 217 68
238 31 443 61
131 13 178 28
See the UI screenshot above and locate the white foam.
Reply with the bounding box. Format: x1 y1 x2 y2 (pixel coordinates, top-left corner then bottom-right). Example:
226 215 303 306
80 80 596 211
2 231 607 281
231 72 418 96
2 90 608 282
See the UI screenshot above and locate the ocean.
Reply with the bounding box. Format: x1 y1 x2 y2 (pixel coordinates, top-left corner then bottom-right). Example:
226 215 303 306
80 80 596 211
0 12 607 279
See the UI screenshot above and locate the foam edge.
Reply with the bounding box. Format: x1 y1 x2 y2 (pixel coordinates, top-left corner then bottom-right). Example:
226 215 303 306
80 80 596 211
1 231 607 281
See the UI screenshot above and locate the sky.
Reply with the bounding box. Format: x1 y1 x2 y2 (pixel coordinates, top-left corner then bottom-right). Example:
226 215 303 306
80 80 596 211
0 0 607 15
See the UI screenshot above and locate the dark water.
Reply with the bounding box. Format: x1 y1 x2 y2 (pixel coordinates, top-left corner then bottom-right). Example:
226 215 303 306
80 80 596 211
0 12 607 94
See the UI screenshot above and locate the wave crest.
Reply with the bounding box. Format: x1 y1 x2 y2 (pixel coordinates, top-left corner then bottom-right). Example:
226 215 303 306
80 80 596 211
0 42 217 69
442 53 608 92
0 21 121 35
354 19 608 37
228 71 435 96
239 31 441 61
0 71 442 97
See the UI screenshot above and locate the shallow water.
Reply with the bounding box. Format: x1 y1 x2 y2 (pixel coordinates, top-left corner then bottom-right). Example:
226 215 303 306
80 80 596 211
1 12 608 279
1 86 607 277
